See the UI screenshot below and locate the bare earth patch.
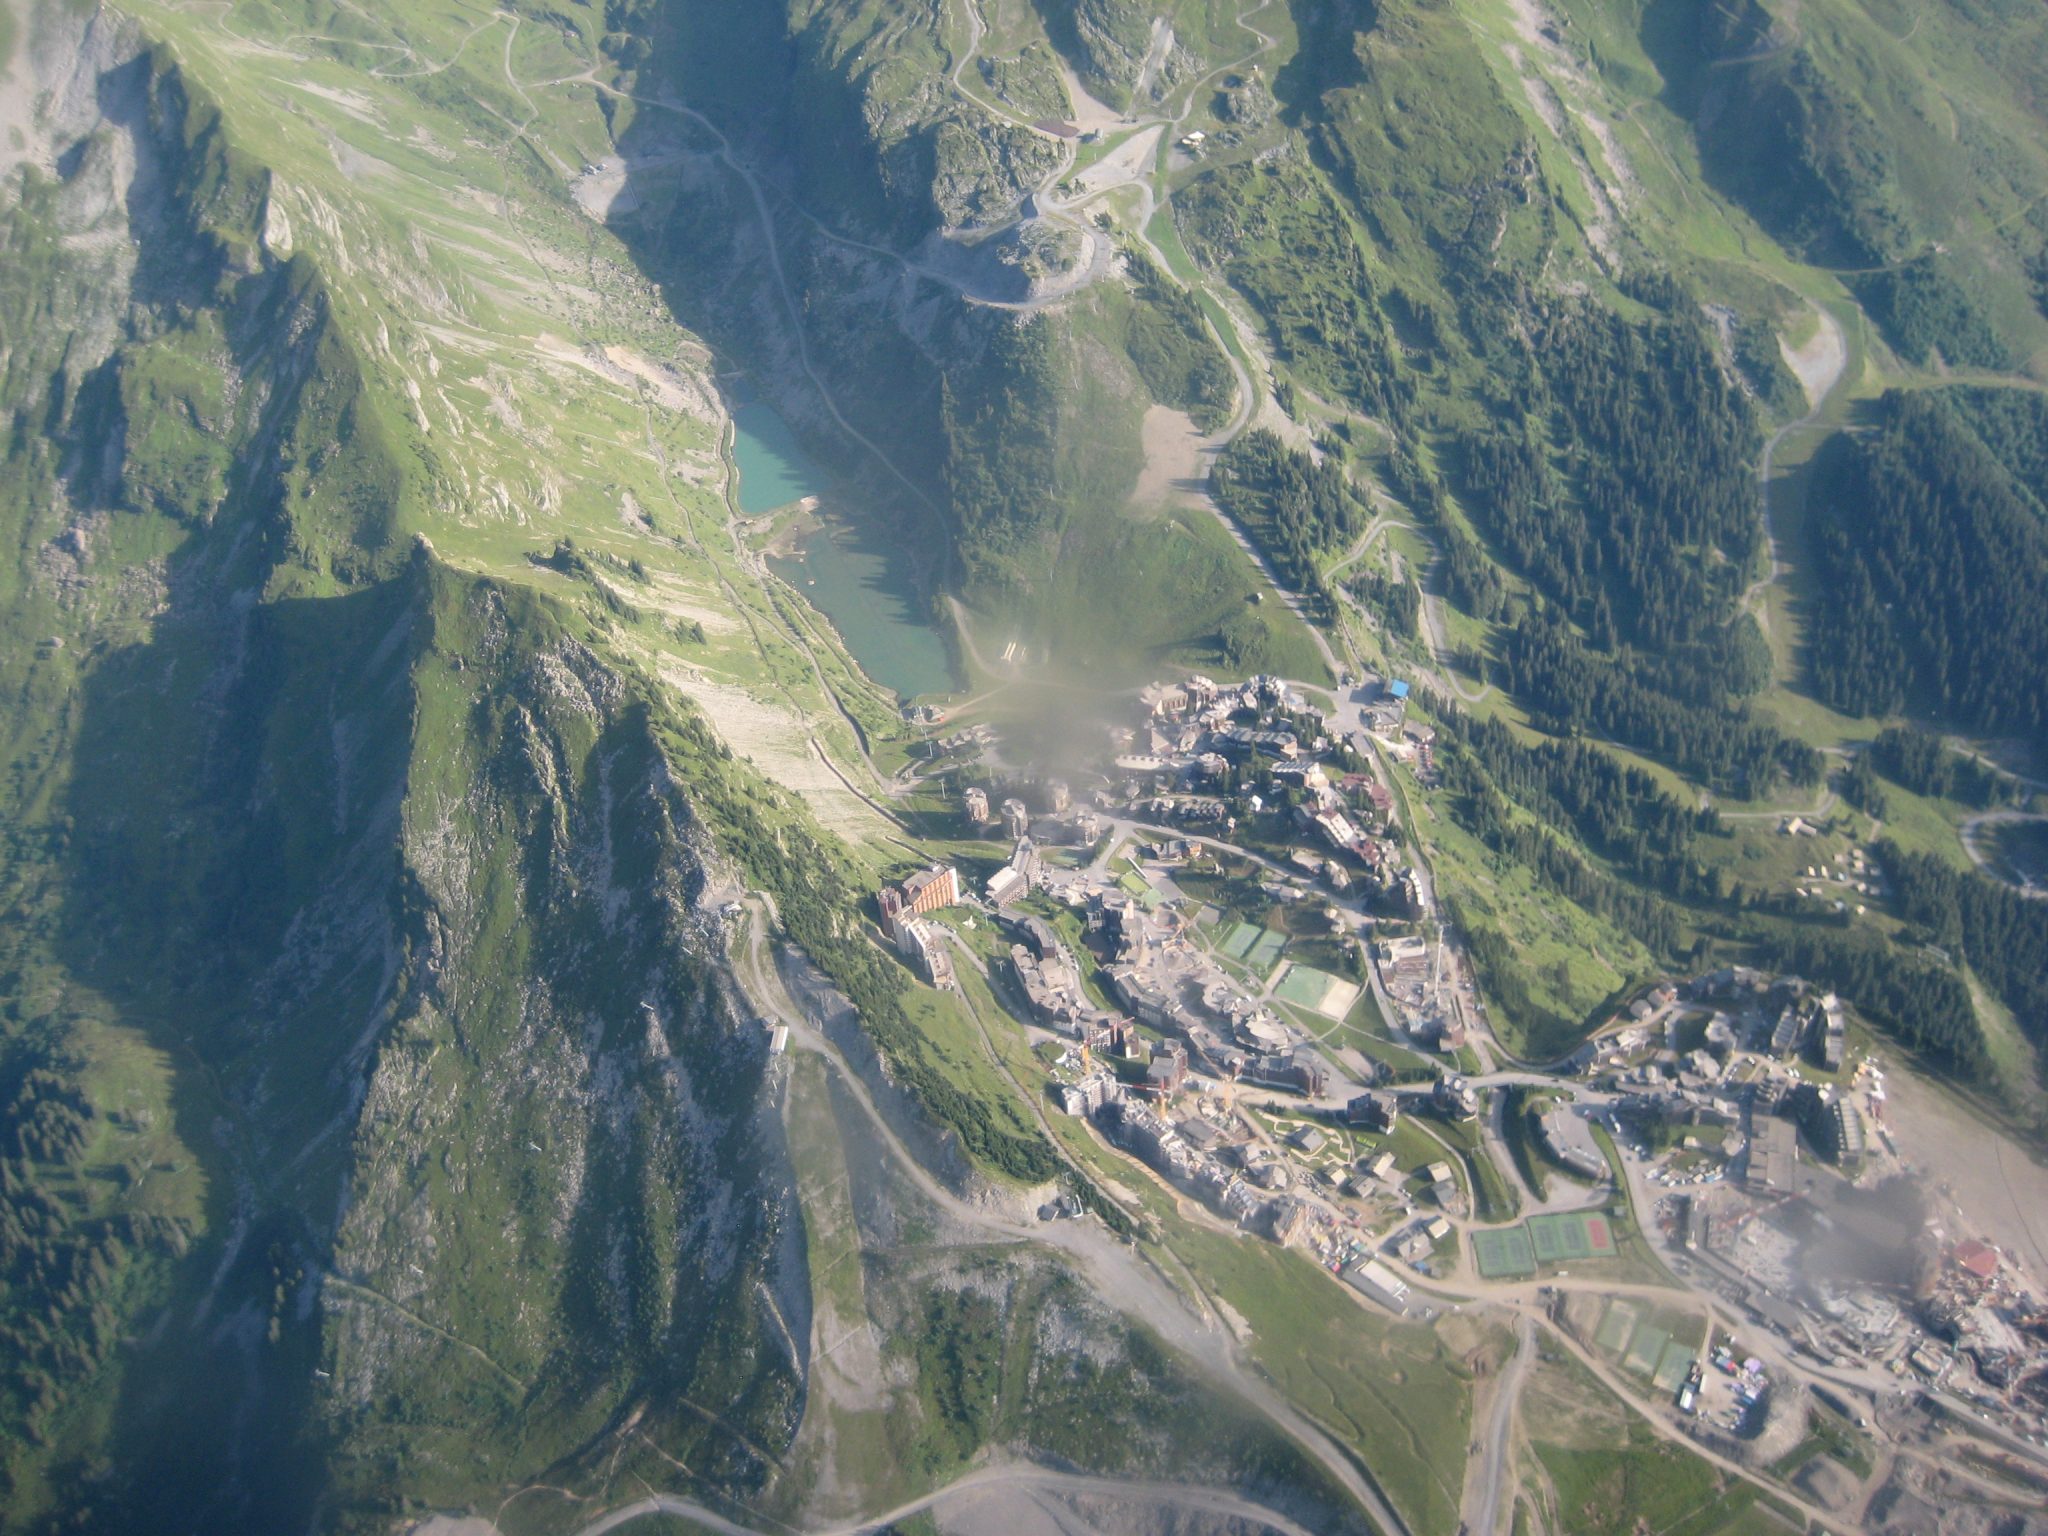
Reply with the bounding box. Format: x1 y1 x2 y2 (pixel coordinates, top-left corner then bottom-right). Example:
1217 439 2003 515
1072 124 1163 197
654 661 889 842
1882 1065 2048 1282
1130 404 1209 509
1780 303 1848 409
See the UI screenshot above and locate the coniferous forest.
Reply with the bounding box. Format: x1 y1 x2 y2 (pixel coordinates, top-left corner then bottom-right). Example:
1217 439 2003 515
1211 430 1369 617
1500 606 1822 797
1883 843 2048 1064
1806 391 2048 751
1456 303 1759 650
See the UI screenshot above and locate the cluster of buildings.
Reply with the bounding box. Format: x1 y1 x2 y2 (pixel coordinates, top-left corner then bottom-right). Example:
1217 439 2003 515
1674 1163 2048 1444
1584 973 1879 1197
1919 1240 2048 1409
1762 989 1848 1072
1112 676 1414 893
1043 1058 1330 1245
1788 840 1890 917
877 863 960 987
1682 969 1854 1074
1103 1095 1300 1233
898 679 2048 1465
966 781 1101 847
1593 969 2048 1454
1090 888 1329 1095
1006 913 1131 1056
1006 877 1336 1104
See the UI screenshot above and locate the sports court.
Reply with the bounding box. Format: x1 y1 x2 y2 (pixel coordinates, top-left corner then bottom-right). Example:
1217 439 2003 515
1117 871 1162 907
1473 1225 1536 1279
1595 1300 1638 1353
1626 1323 1670 1376
1273 963 1362 1020
1525 1210 1617 1262
1217 922 1260 960
1473 1210 1618 1280
1217 922 1287 973
1654 1340 1695 1393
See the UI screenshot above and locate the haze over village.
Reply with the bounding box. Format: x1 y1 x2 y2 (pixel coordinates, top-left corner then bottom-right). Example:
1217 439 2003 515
862 662 2048 1509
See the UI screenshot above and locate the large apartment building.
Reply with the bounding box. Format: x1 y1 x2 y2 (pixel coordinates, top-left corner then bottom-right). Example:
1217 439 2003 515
878 863 960 941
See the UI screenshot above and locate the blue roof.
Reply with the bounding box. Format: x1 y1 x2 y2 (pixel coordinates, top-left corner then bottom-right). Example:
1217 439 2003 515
1387 680 1410 699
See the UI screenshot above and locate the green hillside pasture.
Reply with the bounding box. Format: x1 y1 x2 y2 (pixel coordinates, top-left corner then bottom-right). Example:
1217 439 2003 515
1175 1228 1493 1536
1043 500 1331 682
1423 791 1652 1059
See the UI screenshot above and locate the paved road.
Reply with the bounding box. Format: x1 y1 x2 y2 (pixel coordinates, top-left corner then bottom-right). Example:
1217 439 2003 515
1959 809 2048 897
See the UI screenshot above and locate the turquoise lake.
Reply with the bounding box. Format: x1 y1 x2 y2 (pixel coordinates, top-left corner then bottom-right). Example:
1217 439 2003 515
730 400 817 517
733 401 959 701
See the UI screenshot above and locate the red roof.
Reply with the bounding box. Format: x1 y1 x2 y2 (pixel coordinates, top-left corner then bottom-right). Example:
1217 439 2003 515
1954 1240 1999 1280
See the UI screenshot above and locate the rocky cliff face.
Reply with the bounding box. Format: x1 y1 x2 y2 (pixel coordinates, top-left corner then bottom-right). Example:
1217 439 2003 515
0 9 799 1528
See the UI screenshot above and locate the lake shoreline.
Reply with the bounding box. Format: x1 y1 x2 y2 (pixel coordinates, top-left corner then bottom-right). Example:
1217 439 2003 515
732 399 962 702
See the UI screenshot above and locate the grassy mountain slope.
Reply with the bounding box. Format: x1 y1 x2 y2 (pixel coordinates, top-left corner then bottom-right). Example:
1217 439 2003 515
1646 0 2048 369
0 14 807 1525
590 0 1327 680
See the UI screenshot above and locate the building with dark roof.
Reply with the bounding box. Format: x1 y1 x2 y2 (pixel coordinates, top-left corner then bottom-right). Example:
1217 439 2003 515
1243 1047 1327 1097
1345 1091 1399 1132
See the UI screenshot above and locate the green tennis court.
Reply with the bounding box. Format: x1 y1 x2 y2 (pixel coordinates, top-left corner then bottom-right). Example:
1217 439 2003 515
1274 963 1351 1011
1526 1210 1616 1262
1473 1226 1536 1278
1245 929 1287 972
1218 922 1263 961
1117 871 1158 905
1655 1341 1695 1393
1595 1301 1638 1353
1627 1324 1670 1376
